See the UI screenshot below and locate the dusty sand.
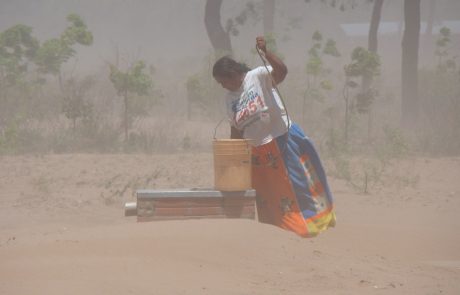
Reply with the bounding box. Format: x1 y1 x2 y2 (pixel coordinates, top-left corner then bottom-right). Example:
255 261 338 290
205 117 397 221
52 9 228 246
0 153 459 294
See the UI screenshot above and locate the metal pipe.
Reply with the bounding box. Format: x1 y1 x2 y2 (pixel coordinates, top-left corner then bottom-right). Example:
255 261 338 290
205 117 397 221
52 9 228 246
124 202 137 217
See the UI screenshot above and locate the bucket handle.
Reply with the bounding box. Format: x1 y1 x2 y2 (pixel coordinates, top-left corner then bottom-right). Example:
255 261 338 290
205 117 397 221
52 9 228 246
213 117 226 139
213 117 255 147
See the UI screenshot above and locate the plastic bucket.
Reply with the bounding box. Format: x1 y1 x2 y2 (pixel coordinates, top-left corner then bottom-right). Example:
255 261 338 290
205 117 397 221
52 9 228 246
213 139 252 191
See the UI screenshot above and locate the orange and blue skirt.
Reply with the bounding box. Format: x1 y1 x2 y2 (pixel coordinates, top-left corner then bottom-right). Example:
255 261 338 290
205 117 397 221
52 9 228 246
252 123 336 237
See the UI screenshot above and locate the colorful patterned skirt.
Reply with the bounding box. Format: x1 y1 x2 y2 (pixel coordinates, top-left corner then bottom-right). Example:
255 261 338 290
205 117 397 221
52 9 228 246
251 123 336 237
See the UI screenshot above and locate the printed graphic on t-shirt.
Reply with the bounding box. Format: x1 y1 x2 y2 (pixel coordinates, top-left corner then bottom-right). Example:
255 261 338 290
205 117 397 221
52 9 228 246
232 85 268 129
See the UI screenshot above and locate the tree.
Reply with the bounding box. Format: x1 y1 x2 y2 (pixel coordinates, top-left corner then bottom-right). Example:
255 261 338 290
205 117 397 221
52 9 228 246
32 13 94 132
367 0 383 62
0 24 39 92
304 31 340 126
434 27 456 72
0 24 39 127
34 13 93 90
363 0 383 141
109 61 153 142
204 0 233 55
204 0 258 56
62 76 94 132
343 47 380 145
401 0 421 130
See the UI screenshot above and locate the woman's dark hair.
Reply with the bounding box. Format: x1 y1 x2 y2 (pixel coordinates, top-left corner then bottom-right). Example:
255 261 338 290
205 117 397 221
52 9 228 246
212 56 251 79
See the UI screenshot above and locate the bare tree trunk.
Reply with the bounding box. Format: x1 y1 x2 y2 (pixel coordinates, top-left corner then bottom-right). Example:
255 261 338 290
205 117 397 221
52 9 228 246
401 0 421 130
263 0 275 36
364 0 384 142
204 0 232 55
368 0 384 54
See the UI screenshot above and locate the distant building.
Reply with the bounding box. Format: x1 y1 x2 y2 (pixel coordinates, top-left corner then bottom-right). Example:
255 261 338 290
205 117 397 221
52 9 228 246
340 20 460 37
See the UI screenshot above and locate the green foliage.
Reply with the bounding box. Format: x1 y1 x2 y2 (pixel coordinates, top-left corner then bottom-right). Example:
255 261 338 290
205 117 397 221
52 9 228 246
109 61 152 97
0 13 171 154
0 25 41 139
35 39 74 75
109 60 154 141
0 115 47 154
320 79 333 91
345 47 380 78
340 46 381 146
436 27 451 48
323 39 340 57
62 14 94 46
343 47 380 114
312 30 322 42
0 24 39 86
435 26 457 72
62 76 94 130
34 13 93 76
305 31 340 78
299 30 342 142
355 89 377 114
304 31 340 108
306 55 322 76
225 1 258 37
0 24 38 59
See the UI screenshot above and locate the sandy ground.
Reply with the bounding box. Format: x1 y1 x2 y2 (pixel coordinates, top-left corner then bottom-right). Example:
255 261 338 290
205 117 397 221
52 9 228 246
0 153 459 295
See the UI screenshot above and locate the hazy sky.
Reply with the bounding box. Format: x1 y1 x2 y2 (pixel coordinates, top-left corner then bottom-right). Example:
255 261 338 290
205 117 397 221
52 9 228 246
1 0 459 77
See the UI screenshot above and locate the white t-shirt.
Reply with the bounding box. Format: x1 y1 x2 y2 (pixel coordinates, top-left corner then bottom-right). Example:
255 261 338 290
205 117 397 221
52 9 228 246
224 66 289 146
272 87 290 127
